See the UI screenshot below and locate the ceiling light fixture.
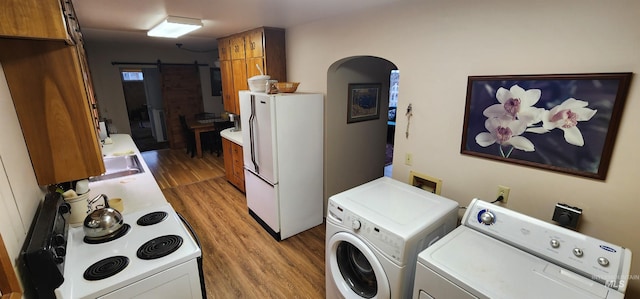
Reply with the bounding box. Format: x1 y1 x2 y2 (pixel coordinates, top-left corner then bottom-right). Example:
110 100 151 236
147 16 203 38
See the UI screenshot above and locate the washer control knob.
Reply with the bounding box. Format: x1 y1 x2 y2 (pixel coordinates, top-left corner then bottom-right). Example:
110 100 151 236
598 257 610 267
352 219 362 230
573 248 584 257
480 211 495 225
550 239 560 248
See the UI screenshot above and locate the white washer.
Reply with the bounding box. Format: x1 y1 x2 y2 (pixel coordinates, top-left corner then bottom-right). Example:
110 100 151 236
326 177 458 298
413 199 632 299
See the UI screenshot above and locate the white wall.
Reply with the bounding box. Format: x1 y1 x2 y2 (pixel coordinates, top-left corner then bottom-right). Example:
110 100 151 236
0 63 45 267
287 0 640 295
84 41 221 135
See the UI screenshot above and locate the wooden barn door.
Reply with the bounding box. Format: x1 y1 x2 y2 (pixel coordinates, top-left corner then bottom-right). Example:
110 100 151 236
161 65 204 149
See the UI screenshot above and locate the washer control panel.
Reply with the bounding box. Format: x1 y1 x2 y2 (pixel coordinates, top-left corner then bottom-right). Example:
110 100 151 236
462 198 632 291
344 211 404 264
327 200 404 264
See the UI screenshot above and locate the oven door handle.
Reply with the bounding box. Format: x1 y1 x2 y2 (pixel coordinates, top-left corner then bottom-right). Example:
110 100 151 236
177 213 201 247
177 213 207 299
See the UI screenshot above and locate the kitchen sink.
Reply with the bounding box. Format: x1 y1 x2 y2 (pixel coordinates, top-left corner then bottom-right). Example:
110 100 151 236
89 154 145 182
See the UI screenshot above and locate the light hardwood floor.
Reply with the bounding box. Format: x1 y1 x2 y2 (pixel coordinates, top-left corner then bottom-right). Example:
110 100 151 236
141 149 326 298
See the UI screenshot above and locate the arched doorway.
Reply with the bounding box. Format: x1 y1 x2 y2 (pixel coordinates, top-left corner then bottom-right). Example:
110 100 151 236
324 56 398 205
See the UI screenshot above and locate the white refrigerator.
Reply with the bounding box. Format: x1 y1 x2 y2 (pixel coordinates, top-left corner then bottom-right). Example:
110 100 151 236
239 91 324 240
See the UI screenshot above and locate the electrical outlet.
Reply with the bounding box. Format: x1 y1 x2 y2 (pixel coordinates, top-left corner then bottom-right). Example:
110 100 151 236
497 185 510 203
405 153 413 166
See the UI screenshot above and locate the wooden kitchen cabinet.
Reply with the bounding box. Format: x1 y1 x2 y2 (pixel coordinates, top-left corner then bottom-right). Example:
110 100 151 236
231 59 248 110
245 29 264 58
218 38 235 113
228 35 248 115
220 60 235 113
217 37 231 61
222 138 245 192
0 0 104 185
0 0 78 44
217 27 286 115
230 36 246 60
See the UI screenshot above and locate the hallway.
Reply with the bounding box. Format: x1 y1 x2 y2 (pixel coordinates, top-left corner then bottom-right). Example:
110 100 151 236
130 121 168 152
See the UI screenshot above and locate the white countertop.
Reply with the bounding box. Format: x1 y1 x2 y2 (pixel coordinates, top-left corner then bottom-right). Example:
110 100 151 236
86 134 167 216
220 128 243 145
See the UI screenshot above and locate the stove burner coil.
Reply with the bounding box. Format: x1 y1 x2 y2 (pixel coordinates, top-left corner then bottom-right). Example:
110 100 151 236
136 211 168 226
83 256 129 281
84 223 131 244
137 235 183 260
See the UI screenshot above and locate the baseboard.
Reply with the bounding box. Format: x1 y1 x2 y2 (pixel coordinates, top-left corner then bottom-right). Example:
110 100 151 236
248 209 281 241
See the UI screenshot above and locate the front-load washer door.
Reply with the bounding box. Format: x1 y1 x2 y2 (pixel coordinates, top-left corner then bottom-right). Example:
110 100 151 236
328 232 390 299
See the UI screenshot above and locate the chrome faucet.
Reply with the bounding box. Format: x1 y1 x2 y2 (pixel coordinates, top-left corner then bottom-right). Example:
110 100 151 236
229 113 241 132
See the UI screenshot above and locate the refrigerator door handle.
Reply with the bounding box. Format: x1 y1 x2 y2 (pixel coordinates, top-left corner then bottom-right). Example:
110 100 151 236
248 95 259 173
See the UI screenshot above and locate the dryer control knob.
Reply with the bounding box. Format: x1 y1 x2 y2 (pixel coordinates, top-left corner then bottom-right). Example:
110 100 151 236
573 248 584 257
598 257 610 267
480 211 495 225
352 219 361 230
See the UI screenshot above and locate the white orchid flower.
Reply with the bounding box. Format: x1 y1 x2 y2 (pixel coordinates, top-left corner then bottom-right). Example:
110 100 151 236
541 98 597 146
475 117 535 155
483 84 545 125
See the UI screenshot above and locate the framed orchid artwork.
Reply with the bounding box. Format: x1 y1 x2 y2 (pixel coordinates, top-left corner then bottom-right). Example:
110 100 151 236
460 73 632 180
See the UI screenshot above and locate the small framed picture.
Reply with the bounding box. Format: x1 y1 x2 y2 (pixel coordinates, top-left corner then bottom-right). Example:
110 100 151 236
347 83 381 123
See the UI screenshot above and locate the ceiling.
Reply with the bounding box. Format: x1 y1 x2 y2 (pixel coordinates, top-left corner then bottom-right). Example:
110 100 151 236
73 0 403 51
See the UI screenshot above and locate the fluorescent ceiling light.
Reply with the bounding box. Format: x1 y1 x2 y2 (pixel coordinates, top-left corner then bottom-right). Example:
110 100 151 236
147 16 203 38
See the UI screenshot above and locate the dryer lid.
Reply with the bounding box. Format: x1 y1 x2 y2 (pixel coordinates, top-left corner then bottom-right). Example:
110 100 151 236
418 227 620 299
330 177 458 232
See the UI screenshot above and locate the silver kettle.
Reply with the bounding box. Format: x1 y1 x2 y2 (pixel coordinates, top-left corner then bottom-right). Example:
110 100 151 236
83 194 124 240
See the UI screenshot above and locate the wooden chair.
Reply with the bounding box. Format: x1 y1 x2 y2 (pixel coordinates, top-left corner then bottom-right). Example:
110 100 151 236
179 115 196 157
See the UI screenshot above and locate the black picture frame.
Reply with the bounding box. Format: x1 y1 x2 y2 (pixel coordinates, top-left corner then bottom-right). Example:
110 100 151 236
460 73 632 180
347 83 381 123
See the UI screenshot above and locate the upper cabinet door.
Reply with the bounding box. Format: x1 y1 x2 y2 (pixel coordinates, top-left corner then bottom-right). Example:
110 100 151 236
218 37 231 61
245 30 264 58
0 39 105 185
0 0 73 43
230 36 246 60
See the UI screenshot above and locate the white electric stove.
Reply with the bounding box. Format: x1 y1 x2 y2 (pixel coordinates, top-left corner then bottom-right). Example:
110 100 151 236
413 199 632 299
55 202 203 299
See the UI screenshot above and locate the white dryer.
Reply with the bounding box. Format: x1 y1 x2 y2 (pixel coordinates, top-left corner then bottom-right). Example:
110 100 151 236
413 199 632 299
326 177 458 299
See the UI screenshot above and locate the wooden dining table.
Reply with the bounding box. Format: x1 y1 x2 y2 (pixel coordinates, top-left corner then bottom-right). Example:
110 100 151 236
187 118 235 158
187 120 217 158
